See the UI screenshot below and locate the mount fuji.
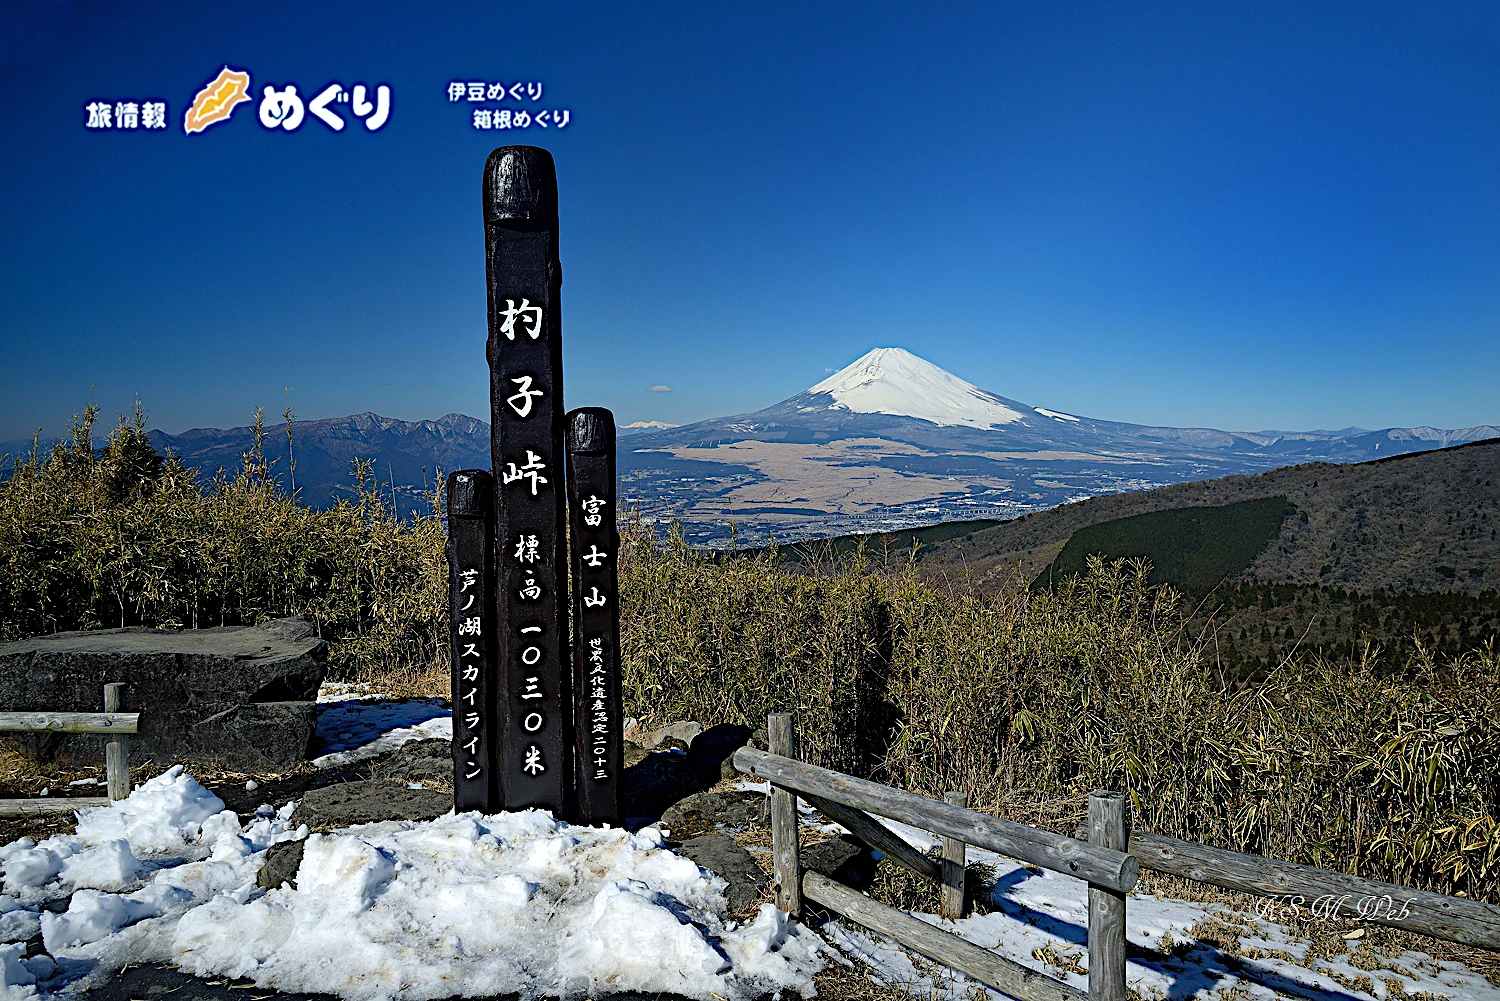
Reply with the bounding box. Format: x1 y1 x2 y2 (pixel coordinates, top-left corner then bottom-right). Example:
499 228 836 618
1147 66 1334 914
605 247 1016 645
21 348 1491 544
616 348 1498 545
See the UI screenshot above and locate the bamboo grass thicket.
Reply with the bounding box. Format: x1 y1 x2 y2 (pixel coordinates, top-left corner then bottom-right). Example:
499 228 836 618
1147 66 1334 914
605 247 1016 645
2 405 1498 902
618 524 1500 904
0 406 448 679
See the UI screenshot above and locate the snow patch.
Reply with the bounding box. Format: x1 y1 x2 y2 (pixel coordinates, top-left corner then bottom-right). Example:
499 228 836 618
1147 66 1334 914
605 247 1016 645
807 811 1500 1000
312 696 451 768
74 765 225 855
0 763 824 1000
170 811 824 1000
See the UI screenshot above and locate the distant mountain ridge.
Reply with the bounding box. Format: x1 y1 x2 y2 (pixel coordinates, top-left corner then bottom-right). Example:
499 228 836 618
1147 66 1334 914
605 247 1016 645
152 412 492 514
883 437 1500 596
3 348 1494 536
614 348 1498 543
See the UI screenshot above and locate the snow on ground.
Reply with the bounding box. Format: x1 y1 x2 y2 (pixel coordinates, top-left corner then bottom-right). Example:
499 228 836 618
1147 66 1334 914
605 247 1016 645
311 706 1500 1001
0 768 824 999
810 813 1500 1001
7 699 1490 1000
311 693 451 768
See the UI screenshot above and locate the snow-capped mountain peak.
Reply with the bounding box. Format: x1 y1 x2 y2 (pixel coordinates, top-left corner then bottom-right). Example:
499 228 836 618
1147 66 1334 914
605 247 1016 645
805 347 1024 429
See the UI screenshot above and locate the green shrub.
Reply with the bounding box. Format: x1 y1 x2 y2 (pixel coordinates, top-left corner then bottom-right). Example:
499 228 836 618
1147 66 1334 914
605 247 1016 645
1037 496 1294 590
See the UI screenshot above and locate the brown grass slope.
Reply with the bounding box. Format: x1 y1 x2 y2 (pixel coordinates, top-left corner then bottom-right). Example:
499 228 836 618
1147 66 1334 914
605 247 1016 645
911 437 1500 593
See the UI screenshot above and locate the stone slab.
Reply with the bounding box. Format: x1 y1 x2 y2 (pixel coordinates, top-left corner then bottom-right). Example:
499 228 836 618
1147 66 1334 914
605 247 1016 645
290 779 451 830
0 618 326 770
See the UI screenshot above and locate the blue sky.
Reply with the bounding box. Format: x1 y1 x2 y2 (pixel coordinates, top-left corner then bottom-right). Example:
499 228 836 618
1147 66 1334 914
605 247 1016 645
1 0 1496 441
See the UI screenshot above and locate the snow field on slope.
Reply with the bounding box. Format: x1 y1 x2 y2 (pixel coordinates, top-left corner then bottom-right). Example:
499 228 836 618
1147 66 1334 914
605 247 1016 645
0 768 824 1000
807 348 1025 429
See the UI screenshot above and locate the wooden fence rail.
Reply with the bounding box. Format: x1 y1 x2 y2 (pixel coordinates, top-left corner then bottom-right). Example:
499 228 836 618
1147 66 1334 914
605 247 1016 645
740 711 1500 1001
735 745 1139 893
802 870 1085 1001
737 714 1132 1001
1075 824 1500 951
0 684 137 818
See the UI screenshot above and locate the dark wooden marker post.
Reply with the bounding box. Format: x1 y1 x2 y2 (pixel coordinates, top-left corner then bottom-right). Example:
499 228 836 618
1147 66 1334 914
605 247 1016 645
446 469 498 812
565 408 623 826
484 146 573 814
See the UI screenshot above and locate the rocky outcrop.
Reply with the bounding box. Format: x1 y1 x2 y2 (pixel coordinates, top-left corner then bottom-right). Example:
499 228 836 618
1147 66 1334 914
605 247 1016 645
289 779 450 830
801 835 877 890
677 834 769 916
660 790 768 837
371 738 453 789
0 618 326 770
256 838 306 889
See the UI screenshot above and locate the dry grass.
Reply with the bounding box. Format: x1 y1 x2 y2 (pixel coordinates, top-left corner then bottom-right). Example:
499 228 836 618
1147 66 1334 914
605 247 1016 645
809 956 960 1001
619 529 1500 903
4 404 1499 907
0 405 448 680
1129 869 1500 986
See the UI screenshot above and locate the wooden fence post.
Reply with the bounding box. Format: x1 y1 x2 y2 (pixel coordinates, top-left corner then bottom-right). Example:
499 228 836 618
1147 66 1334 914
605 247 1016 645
103 683 129 802
940 791 968 919
768 713 802 916
1087 790 1128 1001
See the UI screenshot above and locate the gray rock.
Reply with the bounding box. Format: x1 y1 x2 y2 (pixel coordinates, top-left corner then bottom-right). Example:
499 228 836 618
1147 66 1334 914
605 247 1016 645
290 780 450 830
0 618 326 771
801 835 877 889
638 720 702 750
622 740 650 769
660 790 767 836
256 838 305 889
678 834 769 916
687 723 752 785
373 739 452 787
622 749 705 820
193 702 318 771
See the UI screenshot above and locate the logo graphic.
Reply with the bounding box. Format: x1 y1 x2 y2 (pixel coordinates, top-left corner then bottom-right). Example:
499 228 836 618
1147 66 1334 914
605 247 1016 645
255 82 391 132
183 66 252 134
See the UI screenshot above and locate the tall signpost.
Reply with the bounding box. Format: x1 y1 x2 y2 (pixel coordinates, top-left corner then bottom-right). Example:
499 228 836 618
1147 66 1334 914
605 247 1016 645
483 146 573 812
449 145 625 823
566 408 623 826
445 470 498 811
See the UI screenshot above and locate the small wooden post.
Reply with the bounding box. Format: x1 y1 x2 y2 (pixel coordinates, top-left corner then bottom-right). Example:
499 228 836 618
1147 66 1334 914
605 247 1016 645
940 791 968 919
566 408 623 827
103 684 129 802
447 470 499 813
767 713 802 916
1087 790 1128 1001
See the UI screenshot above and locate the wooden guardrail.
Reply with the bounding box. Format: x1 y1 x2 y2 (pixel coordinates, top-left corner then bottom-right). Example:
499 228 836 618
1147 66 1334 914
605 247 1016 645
735 714 1134 1001
0 683 138 816
1074 824 1500 951
737 711 1500 1001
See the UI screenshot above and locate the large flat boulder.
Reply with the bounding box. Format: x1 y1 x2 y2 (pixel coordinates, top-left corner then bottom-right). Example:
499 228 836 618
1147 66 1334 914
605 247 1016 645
0 618 326 771
290 780 451 830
